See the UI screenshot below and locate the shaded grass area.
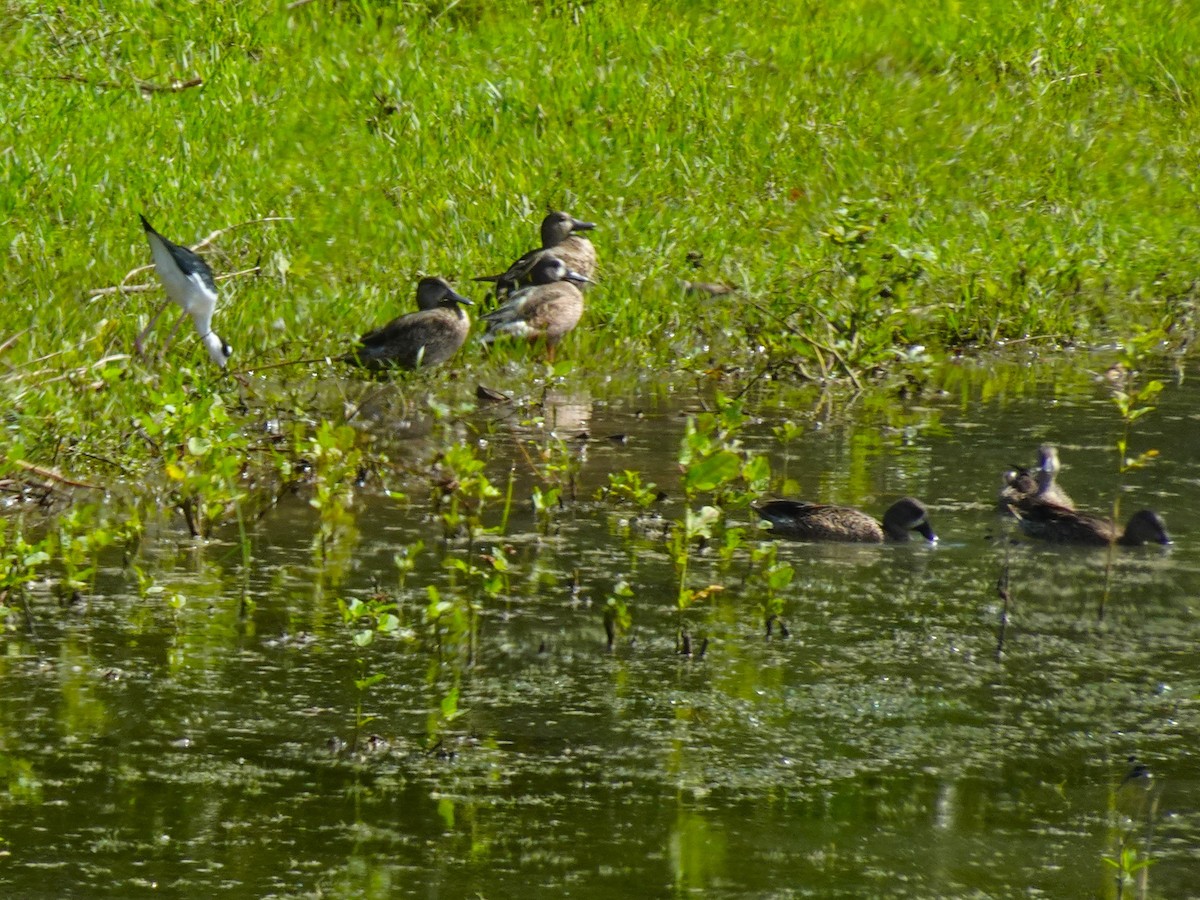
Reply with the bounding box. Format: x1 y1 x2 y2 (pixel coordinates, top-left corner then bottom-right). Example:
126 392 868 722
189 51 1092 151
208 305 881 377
1 0 1198 488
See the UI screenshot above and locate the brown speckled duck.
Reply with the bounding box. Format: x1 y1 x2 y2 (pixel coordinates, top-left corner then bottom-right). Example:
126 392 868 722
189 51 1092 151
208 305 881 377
479 256 592 358
1011 502 1170 547
754 497 936 544
341 277 472 370
474 211 596 296
998 444 1075 512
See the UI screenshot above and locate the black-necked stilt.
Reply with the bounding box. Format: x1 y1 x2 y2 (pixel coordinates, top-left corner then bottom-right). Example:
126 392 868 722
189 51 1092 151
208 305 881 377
341 277 473 371
479 256 592 360
138 214 231 368
474 211 596 297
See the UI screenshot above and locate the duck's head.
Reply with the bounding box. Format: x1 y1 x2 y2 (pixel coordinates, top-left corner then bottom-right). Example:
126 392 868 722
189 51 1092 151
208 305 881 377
541 211 596 247
416 277 473 311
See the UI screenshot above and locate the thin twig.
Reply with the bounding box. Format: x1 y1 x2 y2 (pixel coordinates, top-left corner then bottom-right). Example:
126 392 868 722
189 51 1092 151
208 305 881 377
89 265 261 299
995 545 1011 660
0 329 29 356
55 72 204 94
191 216 293 253
88 282 156 298
137 77 203 94
230 355 340 377
3 354 130 386
8 459 102 491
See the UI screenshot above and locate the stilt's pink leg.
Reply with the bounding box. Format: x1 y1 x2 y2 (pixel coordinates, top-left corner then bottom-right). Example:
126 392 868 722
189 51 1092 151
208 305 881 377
157 309 190 359
134 300 171 355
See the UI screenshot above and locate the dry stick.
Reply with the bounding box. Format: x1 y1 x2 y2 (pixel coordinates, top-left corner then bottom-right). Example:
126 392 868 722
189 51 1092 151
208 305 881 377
191 216 293 253
344 385 394 425
732 362 781 402
90 265 263 299
995 542 1011 660
9 459 102 491
234 355 339 374
137 77 203 94
55 73 204 94
17 354 130 380
0 329 30 356
3 353 131 386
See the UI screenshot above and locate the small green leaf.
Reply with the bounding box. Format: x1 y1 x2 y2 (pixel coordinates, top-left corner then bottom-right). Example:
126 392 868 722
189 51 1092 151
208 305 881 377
187 437 212 456
767 564 795 591
685 450 741 492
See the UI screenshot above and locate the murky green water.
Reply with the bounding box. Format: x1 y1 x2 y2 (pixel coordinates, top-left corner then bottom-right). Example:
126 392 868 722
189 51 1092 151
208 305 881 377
3 357 1199 897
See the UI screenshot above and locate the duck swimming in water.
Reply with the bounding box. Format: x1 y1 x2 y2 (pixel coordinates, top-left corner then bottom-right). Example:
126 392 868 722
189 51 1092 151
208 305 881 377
754 497 936 543
1009 501 1170 547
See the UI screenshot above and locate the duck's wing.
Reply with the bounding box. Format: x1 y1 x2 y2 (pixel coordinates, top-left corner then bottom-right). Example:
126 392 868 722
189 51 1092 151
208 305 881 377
346 310 447 368
474 247 547 288
480 284 539 326
1010 500 1113 544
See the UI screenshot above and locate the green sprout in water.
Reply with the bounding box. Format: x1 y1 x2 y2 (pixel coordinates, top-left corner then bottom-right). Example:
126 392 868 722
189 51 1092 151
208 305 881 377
336 591 401 746
604 580 634 651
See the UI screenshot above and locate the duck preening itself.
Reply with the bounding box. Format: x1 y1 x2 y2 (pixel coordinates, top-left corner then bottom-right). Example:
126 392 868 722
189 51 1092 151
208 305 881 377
998 444 1074 512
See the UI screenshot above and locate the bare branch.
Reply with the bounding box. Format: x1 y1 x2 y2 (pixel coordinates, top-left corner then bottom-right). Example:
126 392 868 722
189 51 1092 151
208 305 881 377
8 458 103 491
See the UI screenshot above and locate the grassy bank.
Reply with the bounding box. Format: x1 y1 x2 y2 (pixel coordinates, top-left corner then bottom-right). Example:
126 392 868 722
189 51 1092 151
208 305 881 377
1 0 1197 490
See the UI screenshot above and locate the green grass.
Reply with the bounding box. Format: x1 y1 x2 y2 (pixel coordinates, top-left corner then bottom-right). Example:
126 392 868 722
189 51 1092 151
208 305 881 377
1 0 1198 485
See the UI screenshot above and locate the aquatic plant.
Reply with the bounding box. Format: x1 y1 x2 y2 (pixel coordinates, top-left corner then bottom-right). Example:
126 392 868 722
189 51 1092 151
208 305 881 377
302 420 364 569
336 591 401 742
747 541 794 638
525 429 582 534
136 388 248 539
603 580 634 651
393 540 425 597
52 502 142 597
1103 755 1162 900
670 393 771 643
1100 326 1168 615
0 518 50 628
431 442 500 543
1103 845 1156 900
772 420 804 487
427 439 508 668
597 470 661 511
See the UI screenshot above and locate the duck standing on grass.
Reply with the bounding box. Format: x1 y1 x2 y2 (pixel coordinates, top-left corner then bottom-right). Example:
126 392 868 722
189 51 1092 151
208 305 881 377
754 497 937 543
341 277 473 371
479 256 592 361
137 214 231 368
474 210 597 297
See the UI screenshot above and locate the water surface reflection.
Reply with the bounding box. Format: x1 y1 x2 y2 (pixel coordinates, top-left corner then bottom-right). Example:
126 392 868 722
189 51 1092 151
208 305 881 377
2 356 1198 897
